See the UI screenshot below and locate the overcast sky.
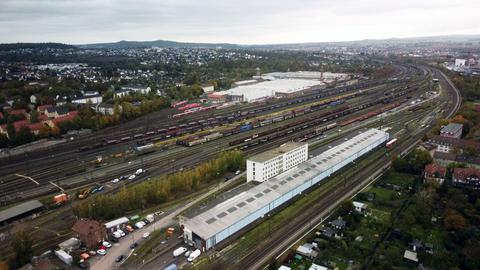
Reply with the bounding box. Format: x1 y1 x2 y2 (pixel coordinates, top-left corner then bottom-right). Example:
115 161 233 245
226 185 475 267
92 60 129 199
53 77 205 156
0 0 479 44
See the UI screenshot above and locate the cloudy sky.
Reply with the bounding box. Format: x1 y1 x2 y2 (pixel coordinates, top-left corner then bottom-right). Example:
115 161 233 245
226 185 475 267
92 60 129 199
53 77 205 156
0 0 479 44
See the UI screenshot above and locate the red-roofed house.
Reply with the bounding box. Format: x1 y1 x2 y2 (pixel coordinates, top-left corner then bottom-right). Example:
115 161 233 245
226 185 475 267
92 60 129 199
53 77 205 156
453 167 480 189
424 163 447 184
27 123 48 135
37 104 53 114
47 111 78 127
8 109 27 117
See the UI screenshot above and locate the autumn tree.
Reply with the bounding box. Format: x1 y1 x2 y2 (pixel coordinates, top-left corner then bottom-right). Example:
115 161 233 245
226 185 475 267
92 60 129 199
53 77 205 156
10 230 33 269
444 208 466 231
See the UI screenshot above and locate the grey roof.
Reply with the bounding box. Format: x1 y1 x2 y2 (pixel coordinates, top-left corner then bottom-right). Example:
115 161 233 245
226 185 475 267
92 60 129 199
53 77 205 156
440 123 463 134
183 129 388 240
330 218 347 228
0 200 43 223
248 141 306 163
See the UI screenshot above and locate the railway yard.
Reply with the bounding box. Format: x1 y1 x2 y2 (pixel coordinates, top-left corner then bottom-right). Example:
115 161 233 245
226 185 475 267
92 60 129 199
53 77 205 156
0 62 462 270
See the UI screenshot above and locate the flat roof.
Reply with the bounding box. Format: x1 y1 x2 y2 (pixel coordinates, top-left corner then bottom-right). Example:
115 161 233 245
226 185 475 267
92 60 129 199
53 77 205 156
183 129 387 240
0 200 43 223
218 79 322 102
441 123 463 134
248 142 306 163
104 217 129 229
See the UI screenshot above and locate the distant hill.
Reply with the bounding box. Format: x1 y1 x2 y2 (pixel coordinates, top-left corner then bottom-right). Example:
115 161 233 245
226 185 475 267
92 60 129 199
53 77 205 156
77 34 480 50
2 34 479 51
77 39 242 49
0 42 77 51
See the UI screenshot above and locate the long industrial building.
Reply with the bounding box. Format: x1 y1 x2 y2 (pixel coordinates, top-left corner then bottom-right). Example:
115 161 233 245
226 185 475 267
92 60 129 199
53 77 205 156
182 129 389 251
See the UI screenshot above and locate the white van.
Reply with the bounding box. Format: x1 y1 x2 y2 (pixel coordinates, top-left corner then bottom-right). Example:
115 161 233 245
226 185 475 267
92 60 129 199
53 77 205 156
173 247 187 257
187 249 201 262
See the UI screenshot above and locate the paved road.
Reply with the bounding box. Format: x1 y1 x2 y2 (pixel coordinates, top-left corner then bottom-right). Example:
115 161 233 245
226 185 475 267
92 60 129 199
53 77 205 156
90 172 245 270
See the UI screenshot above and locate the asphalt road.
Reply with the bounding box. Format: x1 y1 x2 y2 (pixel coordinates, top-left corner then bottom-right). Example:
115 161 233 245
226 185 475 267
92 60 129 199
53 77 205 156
89 172 246 270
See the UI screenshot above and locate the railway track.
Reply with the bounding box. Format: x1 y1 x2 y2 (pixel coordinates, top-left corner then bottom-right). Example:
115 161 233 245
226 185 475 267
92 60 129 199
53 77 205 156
0 72 429 204
215 66 461 270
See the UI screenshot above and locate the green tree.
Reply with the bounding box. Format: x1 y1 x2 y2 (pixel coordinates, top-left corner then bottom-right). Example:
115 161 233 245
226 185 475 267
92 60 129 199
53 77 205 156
29 110 39 123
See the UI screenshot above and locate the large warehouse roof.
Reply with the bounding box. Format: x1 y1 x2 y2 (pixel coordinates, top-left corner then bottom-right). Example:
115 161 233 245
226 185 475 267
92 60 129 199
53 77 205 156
0 200 43 223
218 79 322 102
183 129 387 240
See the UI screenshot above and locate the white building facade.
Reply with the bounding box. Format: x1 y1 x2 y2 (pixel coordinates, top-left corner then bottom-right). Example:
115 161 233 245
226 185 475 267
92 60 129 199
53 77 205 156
247 142 308 182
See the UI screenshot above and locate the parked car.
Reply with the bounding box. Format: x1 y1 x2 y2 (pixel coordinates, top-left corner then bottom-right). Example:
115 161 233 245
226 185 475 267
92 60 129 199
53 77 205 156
97 249 106 256
111 178 119 183
130 243 138 249
113 231 121 239
119 175 127 180
184 250 192 258
102 241 112 248
117 230 125 237
143 232 150 238
115 255 125 263
143 218 150 224
128 174 136 180
110 237 119 243
126 225 135 232
235 170 241 175
88 250 97 256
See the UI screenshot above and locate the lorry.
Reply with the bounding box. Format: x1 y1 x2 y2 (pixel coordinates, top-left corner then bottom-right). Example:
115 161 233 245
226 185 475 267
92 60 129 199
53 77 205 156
173 247 187 257
55 249 73 265
187 249 201 262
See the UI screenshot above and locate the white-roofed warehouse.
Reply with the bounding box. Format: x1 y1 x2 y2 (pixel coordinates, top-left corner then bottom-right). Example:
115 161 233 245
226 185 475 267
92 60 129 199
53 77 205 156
182 129 389 251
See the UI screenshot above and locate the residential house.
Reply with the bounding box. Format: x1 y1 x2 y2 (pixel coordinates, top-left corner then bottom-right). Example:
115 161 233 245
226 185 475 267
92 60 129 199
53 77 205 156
30 94 39 104
45 107 69 118
330 217 347 230
409 239 423 252
207 93 226 103
37 104 53 114
434 151 480 169
424 163 447 184
93 103 115 115
296 243 317 258
8 109 27 118
440 123 463 139
403 250 419 265
452 167 480 189
72 219 106 249
353 201 368 214
429 135 480 154
47 111 78 128
308 264 328 270
318 227 336 239
114 86 151 98
71 94 103 104
202 84 215 93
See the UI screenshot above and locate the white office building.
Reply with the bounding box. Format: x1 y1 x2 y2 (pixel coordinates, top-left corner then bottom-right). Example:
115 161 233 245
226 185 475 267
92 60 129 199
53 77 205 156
247 142 308 182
